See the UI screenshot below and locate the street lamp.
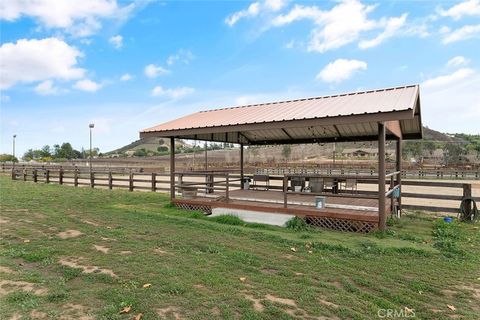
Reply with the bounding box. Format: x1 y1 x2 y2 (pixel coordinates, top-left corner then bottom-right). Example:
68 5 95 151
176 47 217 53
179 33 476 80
89 124 94 173
12 134 17 166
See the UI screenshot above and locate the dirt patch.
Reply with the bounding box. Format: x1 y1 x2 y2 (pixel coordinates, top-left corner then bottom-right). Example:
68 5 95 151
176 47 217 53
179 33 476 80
57 230 84 239
9 313 21 320
319 298 339 308
156 306 182 319
244 294 264 312
120 250 132 255
58 257 117 277
93 245 109 253
0 266 15 274
459 285 480 299
101 237 117 241
153 248 170 255
0 217 9 224
0 280 47 297
294 272 305 276
59 303 94 320
82 220 100 227
265 294 297 307
30 310 48 319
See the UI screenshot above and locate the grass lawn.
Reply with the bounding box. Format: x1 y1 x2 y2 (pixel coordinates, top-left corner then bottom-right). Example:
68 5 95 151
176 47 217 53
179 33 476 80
0 175 479 319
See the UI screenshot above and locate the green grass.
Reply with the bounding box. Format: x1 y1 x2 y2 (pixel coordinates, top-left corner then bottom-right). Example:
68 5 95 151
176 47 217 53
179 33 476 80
0 175 479 319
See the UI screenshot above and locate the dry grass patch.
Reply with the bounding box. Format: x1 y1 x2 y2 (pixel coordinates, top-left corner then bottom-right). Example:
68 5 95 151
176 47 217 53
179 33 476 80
0 280 47 297
156 306 182 319
93 245 109 253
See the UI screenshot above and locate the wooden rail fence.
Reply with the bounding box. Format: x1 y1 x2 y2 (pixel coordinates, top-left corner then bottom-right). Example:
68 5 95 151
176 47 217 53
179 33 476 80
8 168 478 215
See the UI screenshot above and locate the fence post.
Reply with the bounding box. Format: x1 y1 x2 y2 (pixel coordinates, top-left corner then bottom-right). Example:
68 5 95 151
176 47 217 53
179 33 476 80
151 173 156 192
90 172 95 188
108 172 113 190
74 169 78 187
23 169 27 181
33 169 38 183
58 169 63 185
463 184 472 218
129 172 134 191
225 173 229 202
283 176 288 208
11 169 16 180
45 170 50 183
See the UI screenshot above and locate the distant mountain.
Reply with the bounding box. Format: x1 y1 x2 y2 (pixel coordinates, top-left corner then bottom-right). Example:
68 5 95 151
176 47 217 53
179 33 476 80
106 137 187 155
422 127 466 143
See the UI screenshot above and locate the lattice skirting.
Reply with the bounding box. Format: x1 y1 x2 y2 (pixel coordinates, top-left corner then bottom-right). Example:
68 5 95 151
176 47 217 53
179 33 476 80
174 202 212 215
304 216 377 233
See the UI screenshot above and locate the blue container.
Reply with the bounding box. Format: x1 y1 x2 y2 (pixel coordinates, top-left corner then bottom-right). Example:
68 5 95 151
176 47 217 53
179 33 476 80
443 217 453 223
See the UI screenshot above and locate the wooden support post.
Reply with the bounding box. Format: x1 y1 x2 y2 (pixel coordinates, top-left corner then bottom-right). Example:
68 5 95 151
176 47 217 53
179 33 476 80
129 172 134 191
463 183 472 218
151 173 156 192
378 123 386 231
396 138 402 216
108 172 113 190
90 171 94 188
33 169 38 183
283 176 288 208
170 137 175 200
23 169 27 181
74 169 78 187
59 169 63 185
45 170 50 183
204 142 208 170
240 143 244 189
11 169 16 180
390 175 394 213
225 173 229 202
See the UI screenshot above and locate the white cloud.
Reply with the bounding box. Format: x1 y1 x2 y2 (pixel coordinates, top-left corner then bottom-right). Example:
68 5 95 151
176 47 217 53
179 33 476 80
0 38 85 90
446 56 470 68
120 73 132 81
422 73 480 133
316 59 367 83
144 64 169 78
442 24 480 43
166 49 195 66
34 80 60 95
225 0 286 26
271 1 408 53
438 0 480 20
225 2 261 26
0 0 136 37
422 68 475 89
151 86 195 99
109 35 123 49
359 13 408 49
73 79 102 92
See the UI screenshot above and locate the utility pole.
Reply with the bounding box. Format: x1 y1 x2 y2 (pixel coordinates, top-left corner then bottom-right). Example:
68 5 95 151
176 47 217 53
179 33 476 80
12 134 17 167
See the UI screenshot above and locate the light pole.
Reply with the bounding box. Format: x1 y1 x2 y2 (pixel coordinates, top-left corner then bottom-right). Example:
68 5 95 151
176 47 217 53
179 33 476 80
89 124 94 173
12 134 17 166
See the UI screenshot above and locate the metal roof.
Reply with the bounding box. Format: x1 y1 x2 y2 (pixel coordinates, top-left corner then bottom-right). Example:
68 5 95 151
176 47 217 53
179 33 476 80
140 85 423 145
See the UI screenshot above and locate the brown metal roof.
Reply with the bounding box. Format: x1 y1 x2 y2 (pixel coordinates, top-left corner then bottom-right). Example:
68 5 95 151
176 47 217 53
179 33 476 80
140 84 422 145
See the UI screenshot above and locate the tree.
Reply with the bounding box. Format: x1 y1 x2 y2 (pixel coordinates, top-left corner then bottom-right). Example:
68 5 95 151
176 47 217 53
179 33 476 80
282 145 292 165
133 148 148 157
443 143 465 165
0 154 18 162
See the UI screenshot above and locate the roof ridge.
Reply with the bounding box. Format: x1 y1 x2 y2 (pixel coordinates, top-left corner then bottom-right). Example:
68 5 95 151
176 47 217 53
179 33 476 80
198 84 419 113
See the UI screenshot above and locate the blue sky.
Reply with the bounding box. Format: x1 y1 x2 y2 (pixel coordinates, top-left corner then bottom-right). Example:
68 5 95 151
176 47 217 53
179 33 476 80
1 0 479 156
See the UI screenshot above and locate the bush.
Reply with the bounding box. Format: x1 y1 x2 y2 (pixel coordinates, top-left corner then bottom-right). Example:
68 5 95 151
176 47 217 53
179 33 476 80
285 217 309 232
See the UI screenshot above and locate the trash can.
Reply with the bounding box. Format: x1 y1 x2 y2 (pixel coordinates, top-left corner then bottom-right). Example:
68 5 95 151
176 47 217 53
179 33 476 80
315 196 326 209
242 177 251 190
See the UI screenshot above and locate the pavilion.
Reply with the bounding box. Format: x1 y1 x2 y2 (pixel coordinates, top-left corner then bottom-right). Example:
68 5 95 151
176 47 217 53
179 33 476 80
140 84 423 232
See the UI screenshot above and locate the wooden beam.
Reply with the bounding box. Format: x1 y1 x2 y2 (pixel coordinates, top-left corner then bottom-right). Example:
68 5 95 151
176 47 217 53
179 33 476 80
396 138 402 216
378 122 387 231
170 137 175 200
281 128 293 139
240 144 244 189
385 120 402 139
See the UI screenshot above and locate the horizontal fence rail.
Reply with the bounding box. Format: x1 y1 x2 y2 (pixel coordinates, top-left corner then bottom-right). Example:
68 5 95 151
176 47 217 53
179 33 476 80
7 167 478 215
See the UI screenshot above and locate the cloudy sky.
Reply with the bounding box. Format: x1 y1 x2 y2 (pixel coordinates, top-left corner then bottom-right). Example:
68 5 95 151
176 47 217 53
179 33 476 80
1 0 479 156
